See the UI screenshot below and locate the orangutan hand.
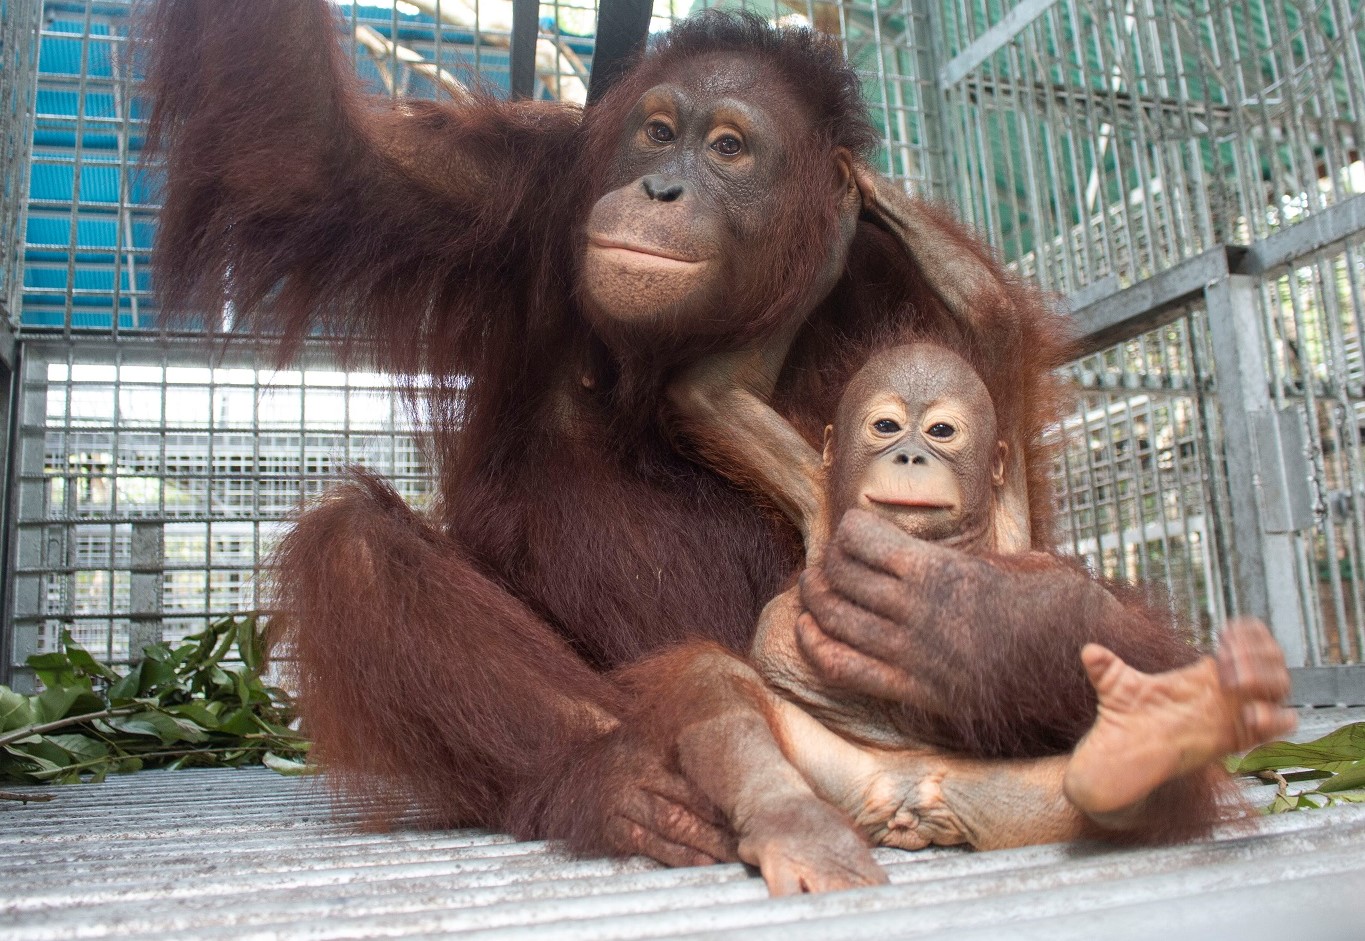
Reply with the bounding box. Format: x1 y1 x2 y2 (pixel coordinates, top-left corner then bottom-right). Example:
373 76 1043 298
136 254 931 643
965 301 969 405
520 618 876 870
593 728 739 869
795 508 1103 716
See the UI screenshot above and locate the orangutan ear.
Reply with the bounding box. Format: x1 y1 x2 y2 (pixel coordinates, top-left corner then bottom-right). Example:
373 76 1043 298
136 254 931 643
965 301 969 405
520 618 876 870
821 424 836 469
992 440 1009 487
992 435 1031 553
834 148 854 190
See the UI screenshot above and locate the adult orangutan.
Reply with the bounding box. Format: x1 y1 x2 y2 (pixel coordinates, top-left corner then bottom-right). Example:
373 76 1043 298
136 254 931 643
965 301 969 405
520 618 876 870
143 2 1187 865
649 339 1294 893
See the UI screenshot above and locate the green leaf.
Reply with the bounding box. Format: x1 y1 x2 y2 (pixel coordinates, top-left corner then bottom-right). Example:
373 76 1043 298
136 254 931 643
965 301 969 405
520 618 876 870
45 734 110 764
1324 789 1365 804
33 684 103 724
106 711 209 745
1232 723 1365 774
216 708 258 737
137 657 178 695
27 652 78 689
141 642 173 664
166 702 220 731
3 742 68 778
0 688 34 732
1315 759 1365 794
107 665 143 703
62 635 120 682
262 752 314 776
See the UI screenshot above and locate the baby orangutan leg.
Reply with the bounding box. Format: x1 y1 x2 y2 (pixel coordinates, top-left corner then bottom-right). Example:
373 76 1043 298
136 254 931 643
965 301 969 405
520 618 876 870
1063 618 1297 829
657 649 888 895
769 700 1088 852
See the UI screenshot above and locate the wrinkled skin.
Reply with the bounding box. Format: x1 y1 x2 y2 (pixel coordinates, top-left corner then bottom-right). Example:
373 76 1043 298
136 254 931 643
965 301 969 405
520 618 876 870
825 344 1007 550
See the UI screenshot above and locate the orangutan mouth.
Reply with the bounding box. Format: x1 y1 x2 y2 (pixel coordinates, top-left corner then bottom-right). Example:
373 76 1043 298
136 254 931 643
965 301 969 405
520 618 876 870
864 494 954 510
588 237 710 267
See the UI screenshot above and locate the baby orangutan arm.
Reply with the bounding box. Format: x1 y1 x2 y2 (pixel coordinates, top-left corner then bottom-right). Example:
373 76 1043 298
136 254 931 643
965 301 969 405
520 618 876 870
667 336 828 556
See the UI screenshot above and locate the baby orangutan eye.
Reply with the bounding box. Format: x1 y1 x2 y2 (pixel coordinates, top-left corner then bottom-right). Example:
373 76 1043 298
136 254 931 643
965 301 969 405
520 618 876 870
872 418 901 435
927 422 956 439
647 121 675 143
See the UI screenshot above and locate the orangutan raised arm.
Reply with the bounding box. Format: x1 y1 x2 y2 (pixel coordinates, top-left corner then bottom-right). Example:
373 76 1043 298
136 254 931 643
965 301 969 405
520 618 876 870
668 337 829 555
143 0 580 375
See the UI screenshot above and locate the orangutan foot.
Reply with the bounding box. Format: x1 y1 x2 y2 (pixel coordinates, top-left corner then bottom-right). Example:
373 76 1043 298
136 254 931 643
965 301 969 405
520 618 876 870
735 795 888 896
1064 619 1297 826
837 755 973 851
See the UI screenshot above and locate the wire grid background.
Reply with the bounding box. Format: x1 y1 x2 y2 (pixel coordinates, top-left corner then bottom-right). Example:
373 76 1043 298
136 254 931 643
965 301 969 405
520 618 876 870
1 0 1364 673
937 0 1365 665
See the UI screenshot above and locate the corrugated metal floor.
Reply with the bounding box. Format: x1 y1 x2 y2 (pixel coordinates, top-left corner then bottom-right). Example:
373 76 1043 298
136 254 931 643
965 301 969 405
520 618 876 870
4 708 1365 941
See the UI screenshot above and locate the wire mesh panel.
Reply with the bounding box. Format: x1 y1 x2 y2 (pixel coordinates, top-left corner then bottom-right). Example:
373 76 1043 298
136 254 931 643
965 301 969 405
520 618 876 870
0 0 42 319
930 0 1365 297
1257 237 1365 666
10 340 432 669
1054 313 1231 643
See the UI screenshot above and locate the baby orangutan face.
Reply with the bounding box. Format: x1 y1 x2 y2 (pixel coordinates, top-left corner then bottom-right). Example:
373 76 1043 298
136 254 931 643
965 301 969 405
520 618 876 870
825 343 1007 551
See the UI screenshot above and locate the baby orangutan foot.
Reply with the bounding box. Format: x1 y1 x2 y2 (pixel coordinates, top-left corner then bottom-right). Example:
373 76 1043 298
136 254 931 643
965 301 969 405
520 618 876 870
1064 618 1297 827
736 796 889 896
829 754 973 851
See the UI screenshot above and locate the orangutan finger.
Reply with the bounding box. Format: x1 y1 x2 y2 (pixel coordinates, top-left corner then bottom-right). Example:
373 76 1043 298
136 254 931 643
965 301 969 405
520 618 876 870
641 766 729 828
1079 643 1125 697
638 786 736 862
1237 701 1298 750
822 545 916 624
834 509 955 586
794 612 919 702
799 569 907 665
607 814 719 869
1218 618 1291 701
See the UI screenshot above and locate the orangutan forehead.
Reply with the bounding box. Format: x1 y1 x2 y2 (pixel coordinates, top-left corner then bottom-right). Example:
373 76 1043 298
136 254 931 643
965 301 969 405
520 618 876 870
842 343 994 417
648 53 811 124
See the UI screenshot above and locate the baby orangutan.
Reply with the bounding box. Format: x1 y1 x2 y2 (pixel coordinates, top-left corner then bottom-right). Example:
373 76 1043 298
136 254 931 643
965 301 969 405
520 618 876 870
631 341 1296 895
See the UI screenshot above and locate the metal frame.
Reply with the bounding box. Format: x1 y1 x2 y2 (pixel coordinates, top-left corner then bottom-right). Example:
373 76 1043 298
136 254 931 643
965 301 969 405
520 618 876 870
1068 219 1365 702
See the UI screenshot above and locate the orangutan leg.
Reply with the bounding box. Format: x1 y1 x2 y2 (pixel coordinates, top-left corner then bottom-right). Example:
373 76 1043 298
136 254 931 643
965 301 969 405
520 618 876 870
659 648 887 895
767 698 1086 852
1063 618 1297 830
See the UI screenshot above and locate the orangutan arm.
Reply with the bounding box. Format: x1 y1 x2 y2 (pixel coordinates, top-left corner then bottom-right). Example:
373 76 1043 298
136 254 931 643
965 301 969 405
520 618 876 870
667 337 828 556
794 509 1203 755
143 0 579 370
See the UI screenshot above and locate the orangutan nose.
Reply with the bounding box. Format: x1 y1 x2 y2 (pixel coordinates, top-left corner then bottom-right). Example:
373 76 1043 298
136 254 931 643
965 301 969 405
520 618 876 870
642 175 685 202
892 451 930 467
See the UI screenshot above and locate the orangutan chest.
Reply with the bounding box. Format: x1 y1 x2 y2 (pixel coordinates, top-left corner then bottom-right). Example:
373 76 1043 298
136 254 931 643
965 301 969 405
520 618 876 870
512 448 796 668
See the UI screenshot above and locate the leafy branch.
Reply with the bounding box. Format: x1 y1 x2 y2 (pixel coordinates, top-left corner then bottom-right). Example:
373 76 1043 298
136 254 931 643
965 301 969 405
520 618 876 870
1229 722 1365 812
0 614 311 790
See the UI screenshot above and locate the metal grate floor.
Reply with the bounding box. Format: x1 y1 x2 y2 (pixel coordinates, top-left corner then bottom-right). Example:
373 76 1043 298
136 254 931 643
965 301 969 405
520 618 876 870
4 709 1365 940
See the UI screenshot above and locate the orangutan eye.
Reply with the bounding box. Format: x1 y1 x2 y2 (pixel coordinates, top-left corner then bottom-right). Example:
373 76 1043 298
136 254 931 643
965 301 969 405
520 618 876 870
872 418 901 435
647 122 675 144
711 135 742 156
927 422 956 439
